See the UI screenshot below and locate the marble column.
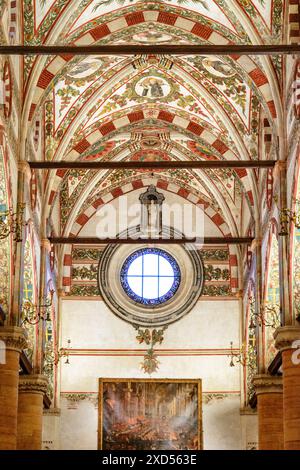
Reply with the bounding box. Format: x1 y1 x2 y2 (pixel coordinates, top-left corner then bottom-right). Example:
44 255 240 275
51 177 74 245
17 374 48 450
274 326 300 450
253 374 283 450
0 326 27 449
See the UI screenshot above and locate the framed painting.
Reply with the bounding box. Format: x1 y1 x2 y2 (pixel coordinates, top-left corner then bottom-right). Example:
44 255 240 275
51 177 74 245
98 378 202 450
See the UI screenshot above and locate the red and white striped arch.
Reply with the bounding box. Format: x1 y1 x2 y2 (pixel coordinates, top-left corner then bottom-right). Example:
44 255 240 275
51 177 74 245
45 108 255 218
67 178 232 238
289 0 300 44
25 8 279 127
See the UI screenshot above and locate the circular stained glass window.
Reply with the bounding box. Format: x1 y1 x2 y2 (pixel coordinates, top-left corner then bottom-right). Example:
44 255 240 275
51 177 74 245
120 248 181 305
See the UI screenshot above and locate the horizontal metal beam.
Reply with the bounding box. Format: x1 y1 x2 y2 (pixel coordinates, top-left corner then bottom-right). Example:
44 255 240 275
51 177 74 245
0 45 299 56
48 237 254 245
29 160 276 170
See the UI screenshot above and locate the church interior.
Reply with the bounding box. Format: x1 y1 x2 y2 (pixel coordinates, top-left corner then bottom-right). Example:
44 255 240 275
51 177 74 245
0 0 300 451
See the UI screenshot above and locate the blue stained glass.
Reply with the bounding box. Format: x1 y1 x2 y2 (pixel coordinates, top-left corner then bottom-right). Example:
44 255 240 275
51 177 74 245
120 248 181 305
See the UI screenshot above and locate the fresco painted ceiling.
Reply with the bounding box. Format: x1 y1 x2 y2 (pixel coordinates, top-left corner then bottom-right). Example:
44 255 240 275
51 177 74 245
19 0 286 239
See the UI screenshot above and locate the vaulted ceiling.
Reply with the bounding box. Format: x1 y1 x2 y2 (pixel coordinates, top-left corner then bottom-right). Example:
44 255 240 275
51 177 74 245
21 0 286 238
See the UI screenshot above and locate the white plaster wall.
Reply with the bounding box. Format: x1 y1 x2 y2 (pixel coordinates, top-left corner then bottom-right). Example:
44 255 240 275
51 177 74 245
60 299 239 350
42 410 61 450
55 298 246 450
203 396 242 450
240 411 258 450
59 399 98 451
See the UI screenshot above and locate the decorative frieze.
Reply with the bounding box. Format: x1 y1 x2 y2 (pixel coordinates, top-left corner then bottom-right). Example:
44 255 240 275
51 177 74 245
200 249 229 261
203 393 231 404
67 247 232 297
204 265 230 281
202 285 231 297
62 393 98 409
72 248 103 261
68 285 100 297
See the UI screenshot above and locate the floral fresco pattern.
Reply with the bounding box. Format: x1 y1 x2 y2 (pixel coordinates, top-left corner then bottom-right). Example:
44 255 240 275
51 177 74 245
0 147 11 314
22 235 37 363
265 235 280 366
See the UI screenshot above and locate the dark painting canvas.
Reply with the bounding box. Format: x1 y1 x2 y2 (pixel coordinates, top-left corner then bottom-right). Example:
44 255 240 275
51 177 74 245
98 378 202 450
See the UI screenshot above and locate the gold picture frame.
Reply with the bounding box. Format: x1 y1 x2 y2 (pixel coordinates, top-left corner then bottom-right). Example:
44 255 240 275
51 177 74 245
98 378 202 450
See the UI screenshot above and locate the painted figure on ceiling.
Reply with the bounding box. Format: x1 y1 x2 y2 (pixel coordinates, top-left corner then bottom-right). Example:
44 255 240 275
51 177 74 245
139 77 166 98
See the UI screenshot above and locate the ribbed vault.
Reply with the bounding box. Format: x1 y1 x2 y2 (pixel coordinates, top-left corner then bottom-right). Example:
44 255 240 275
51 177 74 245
20 0 285 246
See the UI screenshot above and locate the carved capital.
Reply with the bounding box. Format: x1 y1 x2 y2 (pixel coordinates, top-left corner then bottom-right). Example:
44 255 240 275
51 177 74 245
235 290 243 299
250 238 262 251
57 289 65 298
41 238 51 252
274 326 300 352
252 374 282 395
19 374 48 395
18 161 32 181
274 161 286 172
0 326 27 352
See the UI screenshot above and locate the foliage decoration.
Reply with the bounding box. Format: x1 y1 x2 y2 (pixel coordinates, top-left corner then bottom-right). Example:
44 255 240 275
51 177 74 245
72 264 98 281
204 265 230 281
200 249 229 261
72 248 102 261
202 285 231 296
135 326 167 374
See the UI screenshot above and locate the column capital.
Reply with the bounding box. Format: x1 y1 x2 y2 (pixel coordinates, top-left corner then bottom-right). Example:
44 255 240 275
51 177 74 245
57 288 65 298
251 238 262 250
17 161 31 181
19 374 48 395
41 238 51 252
235 289 243 299
0 326 27 353
274 326 300 352
253 374 283 395
274 161 286 172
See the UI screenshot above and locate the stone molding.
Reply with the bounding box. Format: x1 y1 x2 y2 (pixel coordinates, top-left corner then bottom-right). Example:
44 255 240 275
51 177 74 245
274 326 300 352
252 374 283 395
0 326 27 352
19 374 48 395
240 407 257 415
43 408 61 417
